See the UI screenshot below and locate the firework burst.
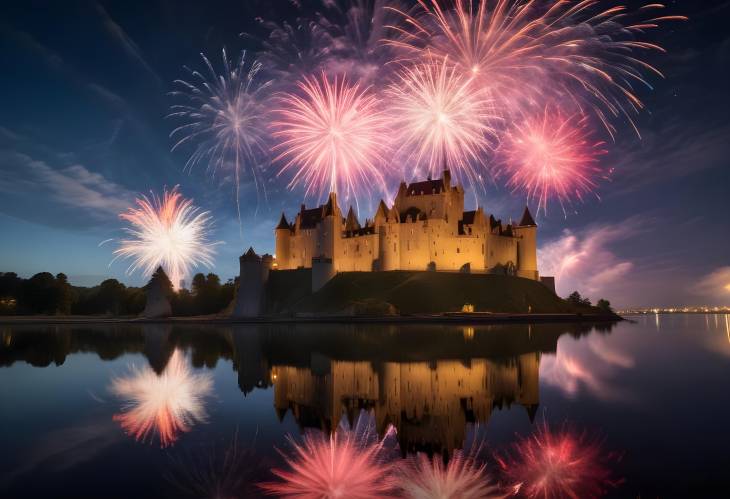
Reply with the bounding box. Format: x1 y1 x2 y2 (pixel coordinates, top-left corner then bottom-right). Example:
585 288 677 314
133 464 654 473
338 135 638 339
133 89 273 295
386 56 496 186
168 49 271 230
387 0 687 137
270 72 390 206
497 106 608 215
497 421 621 499
110 349 213 448
259 410 398 498
398 449 502 499
112 186 219 290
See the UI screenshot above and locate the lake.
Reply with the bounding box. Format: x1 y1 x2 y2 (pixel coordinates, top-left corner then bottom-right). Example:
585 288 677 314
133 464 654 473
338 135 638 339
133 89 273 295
1 314 729 498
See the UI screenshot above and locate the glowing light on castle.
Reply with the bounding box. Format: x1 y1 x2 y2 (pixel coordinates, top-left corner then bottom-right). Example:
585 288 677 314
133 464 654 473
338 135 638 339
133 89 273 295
110 349 213 448
112 186 219 290
387 0 687 137
498 106 607 214
387 56 495 186
271 72 390 206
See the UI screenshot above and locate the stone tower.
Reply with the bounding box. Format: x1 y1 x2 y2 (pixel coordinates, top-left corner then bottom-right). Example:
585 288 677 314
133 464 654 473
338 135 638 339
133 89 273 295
513 206 539 281
275 213 291 270
233 247 272 317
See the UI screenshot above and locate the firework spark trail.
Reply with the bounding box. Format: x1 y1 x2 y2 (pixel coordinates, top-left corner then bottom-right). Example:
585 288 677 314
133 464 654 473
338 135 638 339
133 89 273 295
497 421 621 499
386 0 687 138
398 448 503 499
386 55 496 187
168 48 271 236
270 72 391 208
112 186 219 290
259 409 399 498
110 349 213 448
497 105 608 214
251 0 403 85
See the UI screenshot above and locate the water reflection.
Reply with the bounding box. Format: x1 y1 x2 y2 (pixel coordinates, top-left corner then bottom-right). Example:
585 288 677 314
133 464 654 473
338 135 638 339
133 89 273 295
110 348 213 447
0 322 611 455
260 410 399 498
498 421 621 499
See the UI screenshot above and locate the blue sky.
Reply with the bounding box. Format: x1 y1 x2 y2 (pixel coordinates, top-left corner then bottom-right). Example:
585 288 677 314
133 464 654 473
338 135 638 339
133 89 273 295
1 0 728 307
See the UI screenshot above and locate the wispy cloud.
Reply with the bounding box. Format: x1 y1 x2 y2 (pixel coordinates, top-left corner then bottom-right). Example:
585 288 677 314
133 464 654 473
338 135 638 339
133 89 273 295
539 220 639 300
0 151 133 225
692 267 730 304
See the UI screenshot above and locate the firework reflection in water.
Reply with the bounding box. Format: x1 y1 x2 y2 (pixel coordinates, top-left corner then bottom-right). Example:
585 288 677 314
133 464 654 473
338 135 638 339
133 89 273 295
165 430 259 499
260 409 399 498
398 442 503 499
110 349 213 448
498 420 621 499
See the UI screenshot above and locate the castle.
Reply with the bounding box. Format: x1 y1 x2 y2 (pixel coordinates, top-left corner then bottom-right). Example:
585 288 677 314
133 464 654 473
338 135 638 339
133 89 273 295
274 171 539 289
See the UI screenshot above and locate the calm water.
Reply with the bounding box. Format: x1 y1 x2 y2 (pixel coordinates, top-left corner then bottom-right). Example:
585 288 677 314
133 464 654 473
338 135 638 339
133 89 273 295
1 315 729 498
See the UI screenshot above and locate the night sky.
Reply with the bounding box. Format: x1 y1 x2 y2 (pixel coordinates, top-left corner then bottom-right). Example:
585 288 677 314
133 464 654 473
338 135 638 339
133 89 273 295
1 0 728 308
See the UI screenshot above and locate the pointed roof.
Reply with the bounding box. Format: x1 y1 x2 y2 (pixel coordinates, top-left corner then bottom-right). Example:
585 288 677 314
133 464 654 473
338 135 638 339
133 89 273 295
276 212 289 230
374 199 388 219
518 206 536 227
345 206 360 231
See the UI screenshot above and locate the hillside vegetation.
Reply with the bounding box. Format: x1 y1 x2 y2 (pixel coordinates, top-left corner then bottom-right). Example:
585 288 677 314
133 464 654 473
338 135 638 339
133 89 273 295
265 270 604 316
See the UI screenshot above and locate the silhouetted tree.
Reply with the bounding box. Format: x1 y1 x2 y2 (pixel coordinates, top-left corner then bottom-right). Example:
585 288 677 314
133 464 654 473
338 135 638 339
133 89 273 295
566 291 592 307
146 267 174 298
22 272 59 314
596 298 612 313
96 279 127 315
54 273 73 314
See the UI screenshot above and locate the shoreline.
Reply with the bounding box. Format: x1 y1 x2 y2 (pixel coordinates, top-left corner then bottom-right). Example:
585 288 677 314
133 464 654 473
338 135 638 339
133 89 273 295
0 312 622 326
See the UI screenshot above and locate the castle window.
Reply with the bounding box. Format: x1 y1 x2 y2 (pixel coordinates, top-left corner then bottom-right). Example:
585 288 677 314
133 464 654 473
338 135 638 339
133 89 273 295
481 244 484 255
457 247 460 253
393 243 396 252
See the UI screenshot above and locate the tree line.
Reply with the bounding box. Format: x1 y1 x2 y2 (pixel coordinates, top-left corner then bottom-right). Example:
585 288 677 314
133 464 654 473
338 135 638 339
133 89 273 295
0 271 235 316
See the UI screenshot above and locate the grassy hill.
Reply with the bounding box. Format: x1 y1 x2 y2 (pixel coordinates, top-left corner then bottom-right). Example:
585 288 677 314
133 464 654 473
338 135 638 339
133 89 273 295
264 270 605 316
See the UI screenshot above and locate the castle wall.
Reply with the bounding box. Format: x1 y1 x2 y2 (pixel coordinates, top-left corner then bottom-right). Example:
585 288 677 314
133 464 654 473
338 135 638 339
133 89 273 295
273 172 539 282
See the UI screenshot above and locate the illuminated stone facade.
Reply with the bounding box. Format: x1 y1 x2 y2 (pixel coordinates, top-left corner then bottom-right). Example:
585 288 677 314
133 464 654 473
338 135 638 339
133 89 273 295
275 171 539 282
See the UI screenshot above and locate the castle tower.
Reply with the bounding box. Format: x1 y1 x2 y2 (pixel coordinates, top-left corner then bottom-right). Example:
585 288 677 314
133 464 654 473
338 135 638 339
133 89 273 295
513 206 539 280
275 213 291 270
233 247 272 317
319 192 340 260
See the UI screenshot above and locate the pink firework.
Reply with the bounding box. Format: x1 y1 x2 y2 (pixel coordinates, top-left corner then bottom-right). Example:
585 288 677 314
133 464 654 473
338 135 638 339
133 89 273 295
111 186 219 289
386 56 496 186
386 0 687 137
498 421 621 499
259 410 398 498
398 449 502 499
270 72 390 206
110 349 213 448
497 106 608 215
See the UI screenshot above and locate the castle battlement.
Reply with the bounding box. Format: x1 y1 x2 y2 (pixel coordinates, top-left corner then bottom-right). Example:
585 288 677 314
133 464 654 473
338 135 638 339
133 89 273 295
274 171 539 289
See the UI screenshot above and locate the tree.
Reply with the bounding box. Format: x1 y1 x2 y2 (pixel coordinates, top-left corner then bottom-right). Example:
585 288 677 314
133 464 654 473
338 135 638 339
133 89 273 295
596 298 612 313
97 279 127 315
566 291 592 307
23 272 58 314
54 273 73 314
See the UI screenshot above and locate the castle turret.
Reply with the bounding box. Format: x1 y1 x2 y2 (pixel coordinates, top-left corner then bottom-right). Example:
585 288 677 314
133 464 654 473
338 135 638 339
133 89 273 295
513 207 539 280
233 247 272 317
275 213 291 270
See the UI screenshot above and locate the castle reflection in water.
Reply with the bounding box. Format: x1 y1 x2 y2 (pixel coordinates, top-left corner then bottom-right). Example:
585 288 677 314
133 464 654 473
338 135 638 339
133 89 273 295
0 322 614 455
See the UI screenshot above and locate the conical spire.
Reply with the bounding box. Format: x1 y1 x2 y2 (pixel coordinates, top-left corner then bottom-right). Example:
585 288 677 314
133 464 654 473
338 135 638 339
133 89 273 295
518 206 536 227
276 212 289 230
345 206 360 231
